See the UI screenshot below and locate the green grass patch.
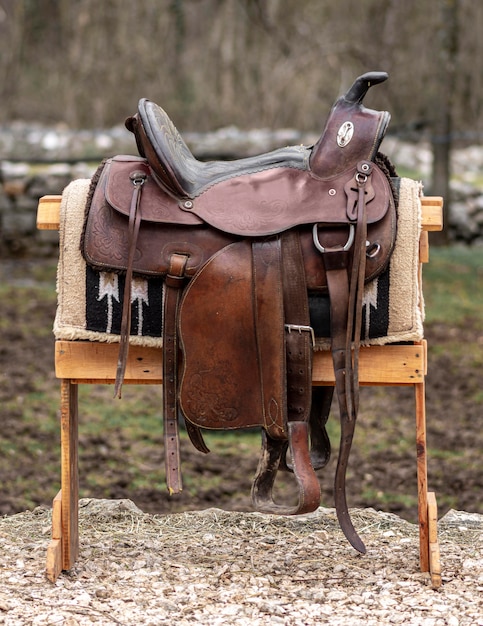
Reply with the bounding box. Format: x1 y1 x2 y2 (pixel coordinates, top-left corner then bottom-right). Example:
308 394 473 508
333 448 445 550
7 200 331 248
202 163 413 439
423 245 483 326
2 248 481 516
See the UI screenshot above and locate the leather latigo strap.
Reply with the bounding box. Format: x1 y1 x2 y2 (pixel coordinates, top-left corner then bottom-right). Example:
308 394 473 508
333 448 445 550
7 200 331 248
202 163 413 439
317 161 375 555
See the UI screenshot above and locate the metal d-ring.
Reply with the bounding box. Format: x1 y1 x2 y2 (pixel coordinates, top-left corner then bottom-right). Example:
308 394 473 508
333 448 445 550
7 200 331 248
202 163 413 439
366 241 381 258
312 223 355 254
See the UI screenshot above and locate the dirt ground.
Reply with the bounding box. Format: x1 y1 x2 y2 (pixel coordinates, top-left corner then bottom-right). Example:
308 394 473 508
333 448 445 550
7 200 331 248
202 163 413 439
0 259 482 523
1 503 482 625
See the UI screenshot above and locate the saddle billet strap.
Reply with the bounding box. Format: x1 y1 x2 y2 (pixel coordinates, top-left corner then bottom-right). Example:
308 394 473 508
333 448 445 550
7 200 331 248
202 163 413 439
320 165 373 555
282 231 313 427
251 231 320 515
114 170 147 398
163 253 188 494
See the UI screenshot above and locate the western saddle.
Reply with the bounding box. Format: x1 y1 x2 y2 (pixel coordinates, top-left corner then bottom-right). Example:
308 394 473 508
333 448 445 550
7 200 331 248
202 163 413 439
36 71 443 586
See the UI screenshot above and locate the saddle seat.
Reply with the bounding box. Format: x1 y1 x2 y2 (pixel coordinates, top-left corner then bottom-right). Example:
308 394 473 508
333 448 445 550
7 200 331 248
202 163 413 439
125 100 310 199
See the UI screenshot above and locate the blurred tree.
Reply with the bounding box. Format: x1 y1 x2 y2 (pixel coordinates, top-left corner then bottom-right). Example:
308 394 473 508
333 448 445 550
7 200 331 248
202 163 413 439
430 0 460 245
0 0 481 214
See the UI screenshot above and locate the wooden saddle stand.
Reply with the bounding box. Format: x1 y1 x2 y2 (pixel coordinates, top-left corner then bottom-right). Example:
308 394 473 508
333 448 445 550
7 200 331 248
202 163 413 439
37 72 443 586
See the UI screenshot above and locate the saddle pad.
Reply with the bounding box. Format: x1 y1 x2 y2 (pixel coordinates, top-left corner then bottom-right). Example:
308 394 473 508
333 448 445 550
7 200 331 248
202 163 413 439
53 177 424 348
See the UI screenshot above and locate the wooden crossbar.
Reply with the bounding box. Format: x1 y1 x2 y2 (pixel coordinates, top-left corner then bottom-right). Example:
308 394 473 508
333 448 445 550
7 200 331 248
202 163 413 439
54 339 427 386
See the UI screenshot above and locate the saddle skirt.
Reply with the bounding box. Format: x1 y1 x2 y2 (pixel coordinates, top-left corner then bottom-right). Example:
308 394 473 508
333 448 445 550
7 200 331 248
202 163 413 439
82 71 398 555
83 155 396 290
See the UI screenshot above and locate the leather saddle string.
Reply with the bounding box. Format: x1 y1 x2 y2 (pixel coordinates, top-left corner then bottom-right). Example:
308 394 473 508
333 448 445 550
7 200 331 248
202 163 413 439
114 172 146 399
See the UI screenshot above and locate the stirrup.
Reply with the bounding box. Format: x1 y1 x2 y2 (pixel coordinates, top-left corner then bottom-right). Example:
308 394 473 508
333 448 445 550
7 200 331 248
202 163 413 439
251 422 321 516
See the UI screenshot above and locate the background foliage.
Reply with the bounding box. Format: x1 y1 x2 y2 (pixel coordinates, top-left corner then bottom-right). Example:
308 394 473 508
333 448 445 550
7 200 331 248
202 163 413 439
0 0 480 137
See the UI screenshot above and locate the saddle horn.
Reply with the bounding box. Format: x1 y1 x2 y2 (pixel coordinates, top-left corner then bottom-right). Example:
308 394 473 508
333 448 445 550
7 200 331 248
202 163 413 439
309 71 390 178
344 71 389 104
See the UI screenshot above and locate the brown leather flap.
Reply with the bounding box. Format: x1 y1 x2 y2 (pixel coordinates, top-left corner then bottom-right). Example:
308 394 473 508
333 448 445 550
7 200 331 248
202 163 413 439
82 157 236 277
105 156 203 226
180 163 392 237
100 156 391 236
178 240 287 435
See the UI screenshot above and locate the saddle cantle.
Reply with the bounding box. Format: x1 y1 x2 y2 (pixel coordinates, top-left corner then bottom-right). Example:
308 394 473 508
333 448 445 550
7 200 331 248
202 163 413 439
82 71 397 554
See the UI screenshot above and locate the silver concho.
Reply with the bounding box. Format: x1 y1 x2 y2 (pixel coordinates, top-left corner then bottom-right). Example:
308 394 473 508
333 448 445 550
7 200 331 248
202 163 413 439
337 121 354 147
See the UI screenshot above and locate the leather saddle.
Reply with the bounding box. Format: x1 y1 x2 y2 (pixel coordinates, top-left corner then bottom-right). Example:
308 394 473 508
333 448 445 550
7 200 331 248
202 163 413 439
82 72 396 554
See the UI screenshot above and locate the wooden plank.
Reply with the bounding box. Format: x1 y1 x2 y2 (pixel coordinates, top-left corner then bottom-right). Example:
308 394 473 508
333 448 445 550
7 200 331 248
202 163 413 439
51 490 63 540
55 339 425 386
313 342 426 385
46 539 63 583
415 380 430 573
427 491 439 544
60 380 79 570
46 489 64 582
36 195 63 230
420 196 444 231
55 341 163 382
419 231 429 264
429 542 442 588
427 491 442 588
36 194 444 232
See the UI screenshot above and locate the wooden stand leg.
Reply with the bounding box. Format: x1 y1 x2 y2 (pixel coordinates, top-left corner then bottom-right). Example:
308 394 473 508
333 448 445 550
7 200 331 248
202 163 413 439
415 379 429 572
46 490 63 582
428 491 442 588
46 379 79 582
415 379 441 588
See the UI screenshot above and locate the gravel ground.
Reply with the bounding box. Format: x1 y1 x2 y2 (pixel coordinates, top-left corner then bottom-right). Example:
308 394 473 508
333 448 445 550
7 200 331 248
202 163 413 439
0 500 482 625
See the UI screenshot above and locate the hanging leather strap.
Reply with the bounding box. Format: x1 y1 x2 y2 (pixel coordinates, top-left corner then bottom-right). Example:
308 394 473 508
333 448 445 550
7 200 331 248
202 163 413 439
320 162 372 555
114 170 146 398
163 253 188 494
251 237 286 439
325 254 366 553
344 163 370 420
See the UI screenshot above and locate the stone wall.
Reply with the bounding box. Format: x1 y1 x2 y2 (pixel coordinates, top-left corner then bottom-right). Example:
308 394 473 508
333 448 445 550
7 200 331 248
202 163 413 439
1 126 483 257
0 161 96 257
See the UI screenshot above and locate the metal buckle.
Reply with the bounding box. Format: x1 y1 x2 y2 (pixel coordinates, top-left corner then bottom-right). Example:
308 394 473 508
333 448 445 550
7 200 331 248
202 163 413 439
285 324 316 348
312 223 355 254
